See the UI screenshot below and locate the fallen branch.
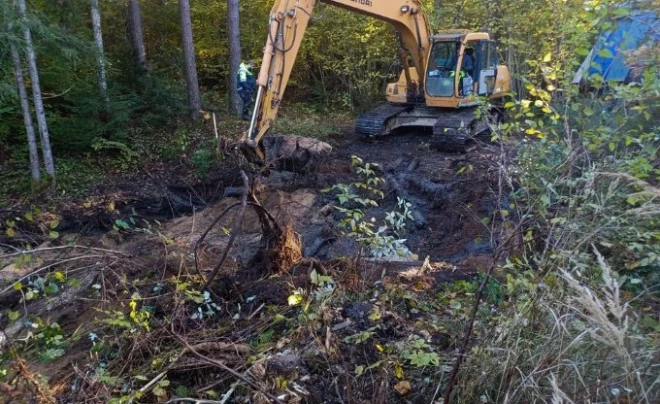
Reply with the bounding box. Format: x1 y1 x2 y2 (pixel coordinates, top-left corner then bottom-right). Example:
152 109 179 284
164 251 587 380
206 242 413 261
201 171 250 291
0 243 21 252
248 303 266 321
219 381 238 404
177 337 284 404
0 255 106 295
139 370 169 395
0 245 130 259
139 342 251 395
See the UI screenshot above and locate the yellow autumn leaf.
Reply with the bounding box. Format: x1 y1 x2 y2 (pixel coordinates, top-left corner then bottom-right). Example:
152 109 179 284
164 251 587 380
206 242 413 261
287 293 303 306
394 362 405 379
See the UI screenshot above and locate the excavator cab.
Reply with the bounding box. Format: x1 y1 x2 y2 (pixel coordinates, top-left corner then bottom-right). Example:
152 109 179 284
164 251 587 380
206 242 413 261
424 33 509 107
384 32 510 109
375 32 511 151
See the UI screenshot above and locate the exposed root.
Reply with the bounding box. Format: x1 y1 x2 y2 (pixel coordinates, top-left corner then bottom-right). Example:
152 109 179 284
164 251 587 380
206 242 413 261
267 223 302 274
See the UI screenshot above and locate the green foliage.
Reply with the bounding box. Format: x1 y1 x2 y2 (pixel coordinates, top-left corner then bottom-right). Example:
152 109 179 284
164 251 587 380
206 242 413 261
186 289 221 320
399 336 441 368
450 5 660 402
324 155 414 259
33 322 67 362
190 142 216 179
91 138 139 169
343 328 377 345
496 43 660 287
287 268 337 327
98 292 152 334
273 107 345 140
10 271 67 302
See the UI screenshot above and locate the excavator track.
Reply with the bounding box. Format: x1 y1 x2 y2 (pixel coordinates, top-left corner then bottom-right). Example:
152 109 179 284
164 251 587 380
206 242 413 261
430 107 491 153
356 103 498 153
355 103 413 137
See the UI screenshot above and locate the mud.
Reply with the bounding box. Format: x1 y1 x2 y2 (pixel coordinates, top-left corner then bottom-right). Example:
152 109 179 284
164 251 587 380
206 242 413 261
149 131 504 290
316 132 502 266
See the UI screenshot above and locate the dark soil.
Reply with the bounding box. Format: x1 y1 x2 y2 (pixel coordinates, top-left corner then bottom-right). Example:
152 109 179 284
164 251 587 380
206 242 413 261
0 129 509 403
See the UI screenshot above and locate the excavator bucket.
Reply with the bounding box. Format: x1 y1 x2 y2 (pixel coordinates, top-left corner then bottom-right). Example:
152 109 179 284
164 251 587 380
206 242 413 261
240 135 332 173
263 135 332 172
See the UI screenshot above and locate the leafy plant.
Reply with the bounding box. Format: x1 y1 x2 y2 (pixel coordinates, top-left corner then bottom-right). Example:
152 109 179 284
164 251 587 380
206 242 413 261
398 336 440 368
343 328 377 345
98 293 151 333
91 138 140 169
185 289 220 320
190 145 216 179
324 155 414 259
32 321 68 362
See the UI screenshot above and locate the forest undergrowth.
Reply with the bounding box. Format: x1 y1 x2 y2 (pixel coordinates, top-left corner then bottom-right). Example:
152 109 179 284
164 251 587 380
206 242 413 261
1 1 659 403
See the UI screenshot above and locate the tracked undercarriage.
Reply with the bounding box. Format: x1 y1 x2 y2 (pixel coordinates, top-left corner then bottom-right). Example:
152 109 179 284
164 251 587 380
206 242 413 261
355 103 498 153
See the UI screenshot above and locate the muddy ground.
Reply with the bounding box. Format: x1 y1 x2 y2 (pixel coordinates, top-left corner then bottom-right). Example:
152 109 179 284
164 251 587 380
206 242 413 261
0 131 510 403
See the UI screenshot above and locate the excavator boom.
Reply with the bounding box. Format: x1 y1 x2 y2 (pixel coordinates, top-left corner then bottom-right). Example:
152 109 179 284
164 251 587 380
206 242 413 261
242 0 431 165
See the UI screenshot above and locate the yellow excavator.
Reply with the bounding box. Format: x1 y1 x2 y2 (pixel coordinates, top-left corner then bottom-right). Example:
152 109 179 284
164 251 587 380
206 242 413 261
240 0 511 165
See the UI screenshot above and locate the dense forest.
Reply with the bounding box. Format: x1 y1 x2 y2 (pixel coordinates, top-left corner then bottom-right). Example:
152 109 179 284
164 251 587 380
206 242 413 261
0 0 658 403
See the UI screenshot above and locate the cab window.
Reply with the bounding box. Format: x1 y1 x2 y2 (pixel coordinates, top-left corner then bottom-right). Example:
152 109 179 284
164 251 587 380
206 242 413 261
427 42 459 97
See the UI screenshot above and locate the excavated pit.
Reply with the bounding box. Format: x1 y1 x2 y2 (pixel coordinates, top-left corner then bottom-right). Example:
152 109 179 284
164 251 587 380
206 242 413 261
158 132 505 278
0 130 513 402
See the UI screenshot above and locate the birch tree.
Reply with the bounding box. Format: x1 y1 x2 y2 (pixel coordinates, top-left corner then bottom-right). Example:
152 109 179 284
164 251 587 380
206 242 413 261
127 0 147 72
179 0 201 121
227 0 242 115
16 0 55 182
10 44 41 183
90 0 110 109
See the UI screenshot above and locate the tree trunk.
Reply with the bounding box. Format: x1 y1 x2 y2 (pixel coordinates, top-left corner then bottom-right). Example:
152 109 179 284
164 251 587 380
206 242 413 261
227 0 242 115
10 44 41 183
17 0 55 182
179 0 202 121
127 0 147 72
90 0 110 110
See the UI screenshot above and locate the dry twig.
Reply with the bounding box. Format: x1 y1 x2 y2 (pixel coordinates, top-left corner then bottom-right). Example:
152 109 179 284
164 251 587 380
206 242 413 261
176 336 285 404
200 171 250 290
0 245 129 259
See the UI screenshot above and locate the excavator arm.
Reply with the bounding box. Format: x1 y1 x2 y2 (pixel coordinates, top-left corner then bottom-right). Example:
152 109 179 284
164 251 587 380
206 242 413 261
241 0 431 165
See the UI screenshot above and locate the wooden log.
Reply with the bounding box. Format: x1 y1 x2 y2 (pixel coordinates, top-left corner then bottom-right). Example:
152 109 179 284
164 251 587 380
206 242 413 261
361 259 476 284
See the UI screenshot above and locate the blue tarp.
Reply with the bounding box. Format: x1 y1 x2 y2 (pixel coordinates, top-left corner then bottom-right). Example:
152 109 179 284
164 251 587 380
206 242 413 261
573 11 659 84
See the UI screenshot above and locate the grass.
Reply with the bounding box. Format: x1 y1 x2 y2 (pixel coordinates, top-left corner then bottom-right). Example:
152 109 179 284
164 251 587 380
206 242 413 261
453 253 658 403
273 103 353 140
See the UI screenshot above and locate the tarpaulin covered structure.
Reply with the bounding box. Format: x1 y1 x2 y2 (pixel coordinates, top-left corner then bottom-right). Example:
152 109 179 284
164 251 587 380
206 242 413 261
573 11 659 84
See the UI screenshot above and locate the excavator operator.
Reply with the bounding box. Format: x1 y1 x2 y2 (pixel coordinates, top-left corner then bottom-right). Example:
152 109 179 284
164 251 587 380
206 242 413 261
463 48 475 76
237 60 256 121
